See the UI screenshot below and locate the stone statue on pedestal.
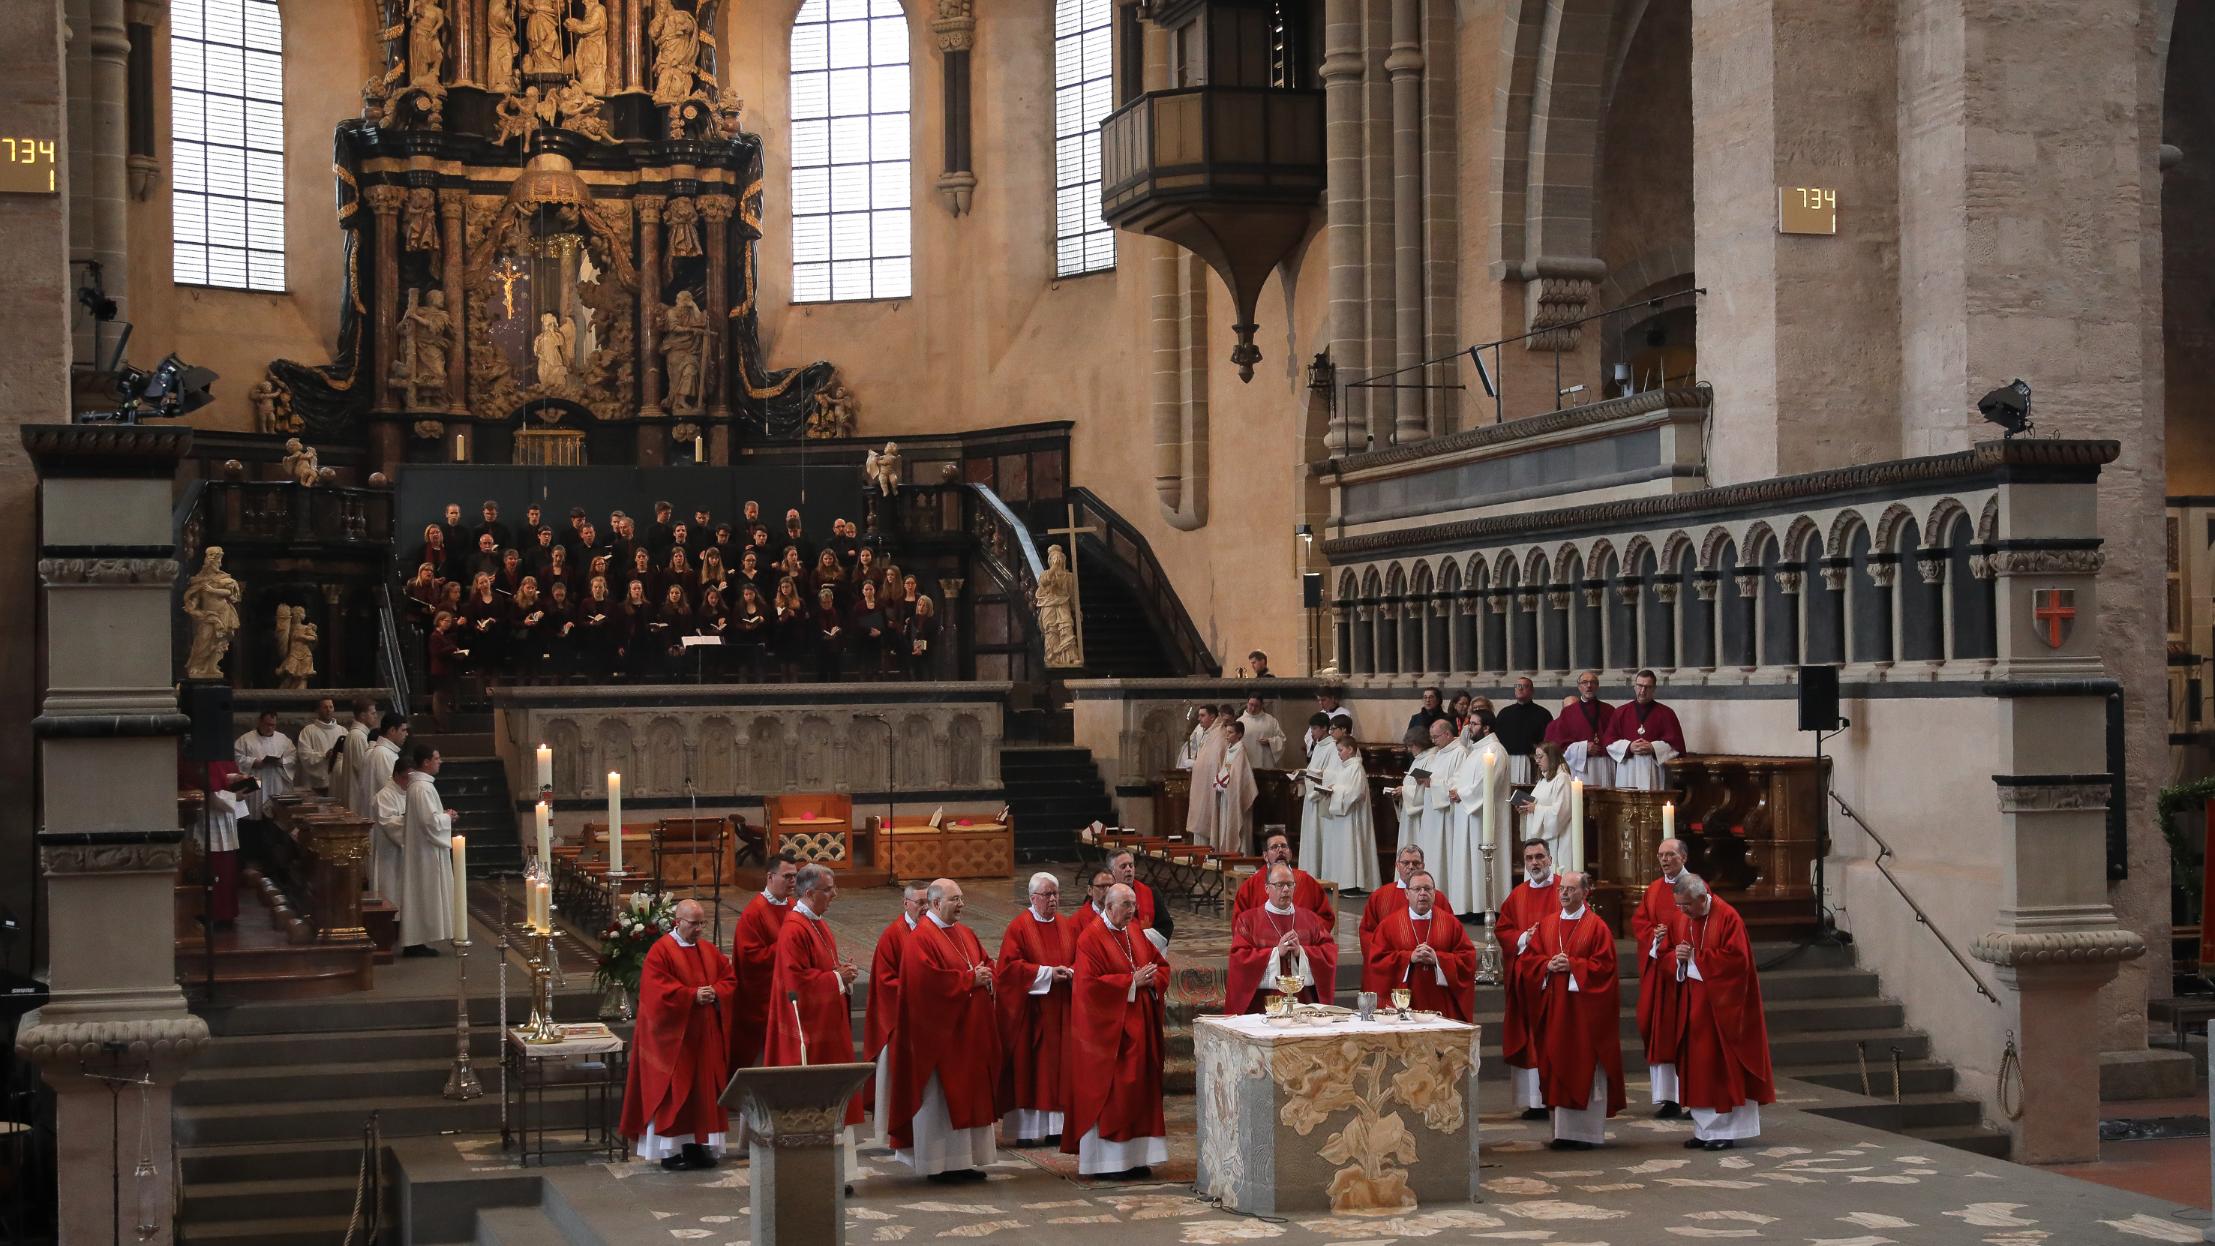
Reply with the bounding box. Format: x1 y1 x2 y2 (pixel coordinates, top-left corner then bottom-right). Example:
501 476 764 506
521 0 564 76
274 604 318 690
535 312 575 386
248 376 295 434
397 289 454 409
183 547 243 681
403 187 440 254
648 0 701 104
665 196 703 261
486 0 519 93
408 0 448 90
659 291 709 414
1035 544 1082 668
567 0 610 95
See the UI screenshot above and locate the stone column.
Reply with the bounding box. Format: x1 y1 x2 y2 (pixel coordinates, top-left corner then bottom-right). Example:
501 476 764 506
367 186 406 413
1690 0 1901 483
453 0 480 85
18 425 209 1246
1319 0 1366 452
1385 0 1423 443
636 195 665 419
439 189 469 415
700 196 734 423
621 0 645 93
68 0 131 366
933 0 977 215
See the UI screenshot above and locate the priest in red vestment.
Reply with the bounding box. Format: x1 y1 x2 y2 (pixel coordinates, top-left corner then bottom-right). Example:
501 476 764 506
1063 883 1168 1178
1541 672 1615 786
1631 837 1692 1116
1673 874 1775 1149
865 883 928 1144
1358 844 1455 996
1602 670 1687 791
1068 868 1112 941
1232 830 1336 931
1519 870 1626 1150
1498 839 1561 1117
728 853 799 1070
619 900 737 1170
1361 871 1476 1019
889 878 1005 1180
1227 864 1340 1012
1107 849 1174 952
997 871 1077 1145
760 864 866 1169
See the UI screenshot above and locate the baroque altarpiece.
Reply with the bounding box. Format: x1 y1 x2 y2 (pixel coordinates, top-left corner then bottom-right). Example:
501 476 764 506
265 0 852 470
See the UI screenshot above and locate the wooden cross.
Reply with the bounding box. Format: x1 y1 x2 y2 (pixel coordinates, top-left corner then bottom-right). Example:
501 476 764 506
1045 501 1102 667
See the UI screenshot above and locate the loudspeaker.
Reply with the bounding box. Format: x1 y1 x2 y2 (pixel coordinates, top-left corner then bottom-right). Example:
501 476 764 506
181 682 233 761
1302 572 1324 609
1797 665 1840 732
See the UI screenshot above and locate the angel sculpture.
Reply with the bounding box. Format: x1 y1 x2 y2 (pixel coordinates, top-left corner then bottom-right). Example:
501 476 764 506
274 605 319 690
280 438 322 488
863 441 902 497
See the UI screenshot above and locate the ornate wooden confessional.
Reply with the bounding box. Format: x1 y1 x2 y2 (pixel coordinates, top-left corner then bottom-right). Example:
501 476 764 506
265 0 851 470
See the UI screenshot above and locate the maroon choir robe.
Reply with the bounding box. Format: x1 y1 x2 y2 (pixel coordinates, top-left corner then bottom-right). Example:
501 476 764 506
1600 700 1687 757
1356 882 1450 996
887 918 1005 1149
1680 897 1776 1113
761 908 865 1125
1518 907 1628 1116
1542 698 1614 750
1232 867 1337 933
619 934 738 1145
1496 878 1559 1074
1062 918 1167 1157
1362 907 1477 1020
996 910 1076 1121
1226 904 1338 1012
1631 877 1692 1070
727 894 791 1070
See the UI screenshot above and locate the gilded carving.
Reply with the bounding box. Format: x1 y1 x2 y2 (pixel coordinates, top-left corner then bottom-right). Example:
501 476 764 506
274 603 319 689
486 0 519 94
1264 1033 1473 1213
403 186 440 254
568 0 611 95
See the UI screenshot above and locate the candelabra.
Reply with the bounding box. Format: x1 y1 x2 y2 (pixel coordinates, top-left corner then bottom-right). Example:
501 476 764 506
523 929 566 1043
497 877 512 1143
443 934 484 1098
1475 843 1503 985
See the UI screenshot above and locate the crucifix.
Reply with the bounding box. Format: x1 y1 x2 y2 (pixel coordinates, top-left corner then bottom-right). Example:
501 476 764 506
492 257 527 319
1044 501 1102 668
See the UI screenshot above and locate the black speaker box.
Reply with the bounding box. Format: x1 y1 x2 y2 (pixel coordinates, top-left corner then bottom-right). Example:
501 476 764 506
1797 665 1841 732
180 682 234 761
1302 572 1324 609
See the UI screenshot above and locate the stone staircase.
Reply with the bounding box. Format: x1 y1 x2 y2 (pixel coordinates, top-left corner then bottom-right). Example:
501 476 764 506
999 746 1117 862
1060 544 1180 677
416 728 524 879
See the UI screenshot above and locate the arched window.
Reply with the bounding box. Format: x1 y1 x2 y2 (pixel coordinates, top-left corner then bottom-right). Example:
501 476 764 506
1053 0 1114 275
170 0 286 291
790 0 912 302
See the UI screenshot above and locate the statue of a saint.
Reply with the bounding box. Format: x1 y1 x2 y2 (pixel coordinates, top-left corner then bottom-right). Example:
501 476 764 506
648 0 701 105
659 291 709 414
566 0 610 95
408 0 447 90
485 0 519 93
665 196 704 261
1034 544 1083 668
534 312 574 386
403 187 439 254
280 437 322 487
274 604 318 690
182 547 243 681
521 0 564 76
397 289 454 408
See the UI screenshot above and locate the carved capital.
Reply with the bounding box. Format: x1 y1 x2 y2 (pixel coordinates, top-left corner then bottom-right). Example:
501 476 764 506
1580 581 1604 608
1611 580 1641 606
38 557 179 586
1773 569 1803 596
1969 928 2145 969
1985 548 2106 577
1691 575 1719 603
932 0 975 52
697 196 735 223
936 169 977 217
1523 275 1595 353
41 837 184 875
1487 592 1512 616
635 195 666 225
1865 559 1897 589
1818 558 1851 592
1916 554 1947 586
1516 589 1540 614
1651 578 1681 606
439 187 468 214
17 1015 212 1072
1544 588 1572 612
1968 553 1992 581
365 184 406 214
1732 569 1761 600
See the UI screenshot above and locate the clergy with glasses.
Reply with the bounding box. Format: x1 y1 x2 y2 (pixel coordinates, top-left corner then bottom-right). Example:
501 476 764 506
1360 869 1476 1020
1227 864 1339 1012
888 879 1004 1182
1063 883 1168 1179
761 863 866 1172
1519 869 1626 1150
996 872 1077 1147
619 899 736 1171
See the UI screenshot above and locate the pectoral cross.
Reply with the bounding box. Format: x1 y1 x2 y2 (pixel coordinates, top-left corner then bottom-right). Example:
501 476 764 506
1045 501 1102 667
493 258 527 319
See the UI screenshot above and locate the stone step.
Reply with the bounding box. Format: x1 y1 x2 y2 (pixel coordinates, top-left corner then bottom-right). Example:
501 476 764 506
178 1087 603 1146
182 1174 363 1225
197 1025 511 1069
1811 1090 1987 1132
1789 1058 1959 1096
1904 1122 2013 1158
181 1057 459 1106
201 988 602 1038
474 1205 574 1246
173 1213 358 1246
180 1139 365 1184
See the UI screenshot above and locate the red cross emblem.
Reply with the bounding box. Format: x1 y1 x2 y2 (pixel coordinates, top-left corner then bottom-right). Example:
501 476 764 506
2030 588 2076 649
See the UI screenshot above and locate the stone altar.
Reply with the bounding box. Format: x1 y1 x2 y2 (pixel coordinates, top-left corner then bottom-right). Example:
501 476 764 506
1194 1012 1481 1216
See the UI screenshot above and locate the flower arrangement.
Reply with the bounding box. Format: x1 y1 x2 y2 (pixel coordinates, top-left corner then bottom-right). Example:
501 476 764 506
595 888 677 993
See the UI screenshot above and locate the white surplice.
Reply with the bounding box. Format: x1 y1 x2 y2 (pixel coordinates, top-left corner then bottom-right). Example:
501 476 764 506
1445 734 1510 911
371 779 409 896
397 770 454 947
1294 735 1336 878
1520 770 1575 871
1315 751 1378 891
296 717 347 794
339 723 376 816
1412 739 1467 906
1606 737 1680 791
1238 710 1287 766
232 729 295 818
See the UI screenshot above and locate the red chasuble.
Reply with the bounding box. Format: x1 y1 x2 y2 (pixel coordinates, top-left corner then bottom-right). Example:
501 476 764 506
619 935 737 1144
1542 699 1614 748
1495 879 1559 1072
1679 897 1776 1113
1226 905 1338 1013
727 894 790 1070
1600 699 1687 755
1362 908 1477 1021
1632 877 1691 1067
1132 880 1161 931
996 910 1076 1116
1518 908 1627 1116
1232 868 1337 932
863 916 911 1063
761 909 865 1125
1356 884 1451 996
1061 918 1167 1155
887 918 1005 1148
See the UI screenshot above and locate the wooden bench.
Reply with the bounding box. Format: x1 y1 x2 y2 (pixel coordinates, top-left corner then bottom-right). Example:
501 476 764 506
653 817 730 899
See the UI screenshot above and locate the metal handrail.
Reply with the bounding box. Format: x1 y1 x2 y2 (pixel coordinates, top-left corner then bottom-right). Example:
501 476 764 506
1066 487 1217 675
375 576 417 715
1828 789 2001 1006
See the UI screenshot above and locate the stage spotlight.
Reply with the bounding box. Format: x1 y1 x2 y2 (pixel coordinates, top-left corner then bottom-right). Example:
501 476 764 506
1978 378 2032 438
80 354 219 425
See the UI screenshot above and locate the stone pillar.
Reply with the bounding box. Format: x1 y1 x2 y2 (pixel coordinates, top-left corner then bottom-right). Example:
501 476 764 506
1690 0 1901 483
722 1064 874 1246
700 196 734 423
1386 0 1423 443
67 0 131 366
636 195 664 419
1319 0 1366 452
18 425 210 1246
439 189 469 415
621 0 645 93
367 186 406 413
453 0 480 85
932 0 977 215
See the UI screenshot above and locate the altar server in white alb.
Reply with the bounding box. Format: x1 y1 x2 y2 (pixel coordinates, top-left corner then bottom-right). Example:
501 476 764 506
397 743 459 956
1384 725 1437 881
1208 720 1259 853
232 711 295 818
1295 713 1340 879
1603 671 1687 791
295 697 348 796
1312 736 1378 892
336 698 379 816
1517 742 1577 869
1445 709 1512 914
1236 695 1288 767
1410 718 1465 904
372 753 411 905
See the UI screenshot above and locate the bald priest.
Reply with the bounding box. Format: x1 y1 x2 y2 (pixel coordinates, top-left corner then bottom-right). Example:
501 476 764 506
619 899 736 1171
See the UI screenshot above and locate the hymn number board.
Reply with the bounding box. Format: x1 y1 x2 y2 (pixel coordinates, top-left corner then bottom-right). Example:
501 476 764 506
0 136 58 195
1778 186 1838 235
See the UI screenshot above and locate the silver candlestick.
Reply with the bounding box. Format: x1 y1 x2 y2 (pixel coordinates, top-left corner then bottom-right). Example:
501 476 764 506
443 937 484 1099
1475 842 1502 985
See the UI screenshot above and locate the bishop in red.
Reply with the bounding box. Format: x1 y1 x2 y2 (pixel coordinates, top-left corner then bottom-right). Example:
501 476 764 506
760 864 866 1174
1231 831 1336 932
864 883 927 1144
1497 839 1561 1114
1228 863 1339 1012
1674 875 1775 1148
1518 871 1627 1149
1631 838 1692 1115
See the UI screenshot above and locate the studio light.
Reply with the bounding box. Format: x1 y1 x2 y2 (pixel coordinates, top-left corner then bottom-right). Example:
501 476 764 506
1978 378 2032 438
79 353 219 425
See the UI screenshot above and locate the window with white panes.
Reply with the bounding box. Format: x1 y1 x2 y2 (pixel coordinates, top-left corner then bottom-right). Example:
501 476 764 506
170 0 286 292
1052 0 1114 275
790 0 912 302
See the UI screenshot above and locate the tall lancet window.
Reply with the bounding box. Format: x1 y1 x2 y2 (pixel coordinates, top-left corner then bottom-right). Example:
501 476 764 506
790 0 912 302
1052 0 1114 275
170 0 286 291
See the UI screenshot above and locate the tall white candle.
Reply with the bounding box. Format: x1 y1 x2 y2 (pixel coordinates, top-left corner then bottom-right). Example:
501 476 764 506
454 433 466 462
451 834 468 936
528 878 543 931
1480 751 1497 849
536 881 552 934
536 800 552 868
694 435 705 462
1569 779 1585 873
536 743 552 792
607 772 623 875
1662 800 1675 840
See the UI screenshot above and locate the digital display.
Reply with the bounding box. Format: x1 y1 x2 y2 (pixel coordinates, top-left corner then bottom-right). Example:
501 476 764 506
0 136 58 195
1779 186 1837 235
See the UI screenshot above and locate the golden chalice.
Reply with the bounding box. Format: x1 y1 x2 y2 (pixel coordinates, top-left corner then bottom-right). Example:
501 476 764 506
1391 988 1412 1016
1264 992 1290 1017
1276 974 1305 1005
